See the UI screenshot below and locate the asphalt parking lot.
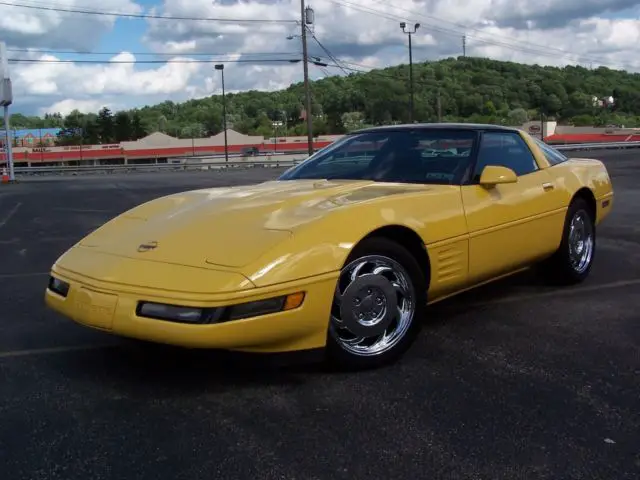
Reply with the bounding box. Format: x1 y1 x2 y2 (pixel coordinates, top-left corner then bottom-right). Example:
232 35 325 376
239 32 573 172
0 151 638 479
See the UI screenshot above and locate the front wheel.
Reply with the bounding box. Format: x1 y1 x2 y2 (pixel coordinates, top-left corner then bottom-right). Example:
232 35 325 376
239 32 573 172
325 237 427 370
539 197 596 285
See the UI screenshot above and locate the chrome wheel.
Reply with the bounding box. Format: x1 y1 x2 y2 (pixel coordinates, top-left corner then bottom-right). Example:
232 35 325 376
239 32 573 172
329 255 416 357
568 210 594 274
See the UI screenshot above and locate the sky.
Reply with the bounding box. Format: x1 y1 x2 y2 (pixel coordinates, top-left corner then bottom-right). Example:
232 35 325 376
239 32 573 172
1 0 640 117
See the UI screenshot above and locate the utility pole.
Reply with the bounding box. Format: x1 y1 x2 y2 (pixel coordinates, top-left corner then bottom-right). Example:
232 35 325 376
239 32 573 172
400 22 420 123
300 0 314 156
437 89 442 122
462 35 466 57
214 64 229 163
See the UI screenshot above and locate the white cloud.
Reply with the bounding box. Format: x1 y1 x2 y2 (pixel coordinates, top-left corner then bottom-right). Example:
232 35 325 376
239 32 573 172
0 0 143 49
40 98 113 116
2 0 640 115
10 51 203 114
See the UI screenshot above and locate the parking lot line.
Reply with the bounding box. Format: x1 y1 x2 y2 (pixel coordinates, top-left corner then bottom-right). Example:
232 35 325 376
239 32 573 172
463 278 640 308
0 343 119 360
53 208 117 214
0 272 49 279
0 202 22 229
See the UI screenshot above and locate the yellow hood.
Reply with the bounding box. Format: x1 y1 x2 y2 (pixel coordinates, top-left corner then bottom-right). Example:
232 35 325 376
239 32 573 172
75 179 424 269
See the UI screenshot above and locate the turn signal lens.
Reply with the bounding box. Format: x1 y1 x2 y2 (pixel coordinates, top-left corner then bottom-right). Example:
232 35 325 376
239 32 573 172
284 292 305 310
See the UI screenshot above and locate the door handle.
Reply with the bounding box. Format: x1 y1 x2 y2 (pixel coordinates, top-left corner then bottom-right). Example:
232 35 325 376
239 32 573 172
542 182 554 191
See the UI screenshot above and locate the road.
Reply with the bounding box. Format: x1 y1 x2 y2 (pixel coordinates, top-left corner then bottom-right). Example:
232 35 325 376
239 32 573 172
0 150 638 479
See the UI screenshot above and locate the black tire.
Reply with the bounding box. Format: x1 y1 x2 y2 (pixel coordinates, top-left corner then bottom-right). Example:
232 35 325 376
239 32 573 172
538 197 596 285
324 236 428 370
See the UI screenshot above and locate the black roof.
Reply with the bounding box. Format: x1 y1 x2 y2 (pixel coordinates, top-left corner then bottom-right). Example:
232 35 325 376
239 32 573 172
351 122 521 134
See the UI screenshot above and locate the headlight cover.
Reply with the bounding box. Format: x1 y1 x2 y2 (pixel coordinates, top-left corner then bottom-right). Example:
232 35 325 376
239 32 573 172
48 276 70 297
137 292 305 325
136 302 215 324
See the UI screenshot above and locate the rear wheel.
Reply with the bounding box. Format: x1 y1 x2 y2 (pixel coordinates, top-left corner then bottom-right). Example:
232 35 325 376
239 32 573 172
539 197 596 285
325 237 427 370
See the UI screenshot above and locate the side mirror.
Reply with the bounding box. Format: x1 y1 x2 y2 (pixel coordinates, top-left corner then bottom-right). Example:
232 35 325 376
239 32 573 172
479 165 518 187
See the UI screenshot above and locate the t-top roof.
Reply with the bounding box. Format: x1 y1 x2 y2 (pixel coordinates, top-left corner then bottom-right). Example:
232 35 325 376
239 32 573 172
352 123 521 134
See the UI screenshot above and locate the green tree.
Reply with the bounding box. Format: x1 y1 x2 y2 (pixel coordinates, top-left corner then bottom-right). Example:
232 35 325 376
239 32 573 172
97 107 115 143
83 115 100 144
157 114 168 133
114 111 132 142
507 108 529 125
15 56 640 136
130 111 146 140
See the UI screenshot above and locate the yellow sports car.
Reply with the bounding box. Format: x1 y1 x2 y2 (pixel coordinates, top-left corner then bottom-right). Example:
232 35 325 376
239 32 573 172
45 124 614 369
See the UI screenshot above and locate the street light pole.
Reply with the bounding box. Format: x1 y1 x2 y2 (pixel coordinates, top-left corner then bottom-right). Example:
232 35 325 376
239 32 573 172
300 0 314 157
1 41 15 182
400 22 420 123
215 64 229 163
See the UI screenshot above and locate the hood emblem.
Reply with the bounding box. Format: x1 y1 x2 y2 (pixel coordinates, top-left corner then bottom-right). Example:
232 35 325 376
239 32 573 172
137 241 158 252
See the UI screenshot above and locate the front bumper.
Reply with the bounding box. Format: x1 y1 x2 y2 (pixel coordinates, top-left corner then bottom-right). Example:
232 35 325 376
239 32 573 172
45 260 338 354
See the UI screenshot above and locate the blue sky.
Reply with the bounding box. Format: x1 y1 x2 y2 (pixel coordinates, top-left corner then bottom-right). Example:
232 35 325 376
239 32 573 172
96 16 147 54
1 0 639 117
53 0 153 69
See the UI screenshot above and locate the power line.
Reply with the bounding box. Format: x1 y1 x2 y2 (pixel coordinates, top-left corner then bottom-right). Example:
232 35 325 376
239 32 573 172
0 1 297 23
325 0 629 70
8 58 304 64
307 29 351 76
7 48 302 57
368 0 613 65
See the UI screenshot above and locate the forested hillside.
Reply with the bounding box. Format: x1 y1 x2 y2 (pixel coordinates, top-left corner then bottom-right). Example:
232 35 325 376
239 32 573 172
3 56 640 146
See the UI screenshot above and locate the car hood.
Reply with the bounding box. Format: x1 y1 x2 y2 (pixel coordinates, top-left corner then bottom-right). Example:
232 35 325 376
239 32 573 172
76 179 434 269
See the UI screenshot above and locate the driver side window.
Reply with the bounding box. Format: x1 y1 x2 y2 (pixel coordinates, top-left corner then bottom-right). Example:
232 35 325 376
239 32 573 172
473 132 539 181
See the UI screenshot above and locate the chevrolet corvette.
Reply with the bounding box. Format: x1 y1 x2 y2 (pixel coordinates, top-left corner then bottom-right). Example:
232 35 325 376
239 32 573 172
45 123 614 369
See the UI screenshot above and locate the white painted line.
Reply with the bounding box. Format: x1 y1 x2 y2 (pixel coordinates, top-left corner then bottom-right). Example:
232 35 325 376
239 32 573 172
463 278 640 308
0 343 119 360
0 272 49 279
54 208 116 214
0 236 78 245
0 202 22 228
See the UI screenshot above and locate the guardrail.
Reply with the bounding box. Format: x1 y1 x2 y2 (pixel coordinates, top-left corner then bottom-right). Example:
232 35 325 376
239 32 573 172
13 158 302 175
6 140 640 176
553 141 640 150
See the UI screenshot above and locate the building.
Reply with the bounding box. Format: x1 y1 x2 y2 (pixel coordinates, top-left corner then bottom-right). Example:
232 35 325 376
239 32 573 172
0 127 62 148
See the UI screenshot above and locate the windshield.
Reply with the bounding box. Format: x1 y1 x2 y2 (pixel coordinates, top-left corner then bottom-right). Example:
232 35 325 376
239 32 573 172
279 129 478 185
531 137 569 165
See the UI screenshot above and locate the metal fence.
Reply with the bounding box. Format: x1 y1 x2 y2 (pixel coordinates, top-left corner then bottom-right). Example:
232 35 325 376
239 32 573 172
13 158 305 175
7 140 640 176
552 141 640 151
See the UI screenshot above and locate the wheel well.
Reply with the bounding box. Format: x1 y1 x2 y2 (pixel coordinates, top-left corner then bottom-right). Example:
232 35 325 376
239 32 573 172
360 225 431 286
573 187 597 222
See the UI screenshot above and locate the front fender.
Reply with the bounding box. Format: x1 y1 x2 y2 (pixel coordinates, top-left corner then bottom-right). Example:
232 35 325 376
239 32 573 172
239 185 468 288
239 216 390 288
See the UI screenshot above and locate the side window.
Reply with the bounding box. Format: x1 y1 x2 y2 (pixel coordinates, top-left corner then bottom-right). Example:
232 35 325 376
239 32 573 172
473 132 539 180
533 138 568 165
